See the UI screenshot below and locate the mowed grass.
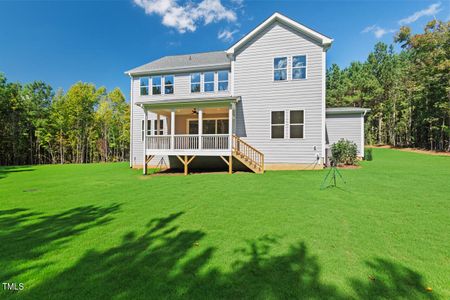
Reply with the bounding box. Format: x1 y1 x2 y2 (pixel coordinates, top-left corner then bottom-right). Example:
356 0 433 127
0 148 449 299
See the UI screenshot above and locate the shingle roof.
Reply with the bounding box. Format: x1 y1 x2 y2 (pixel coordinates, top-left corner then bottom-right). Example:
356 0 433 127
126 51 230 75
326 107 371 114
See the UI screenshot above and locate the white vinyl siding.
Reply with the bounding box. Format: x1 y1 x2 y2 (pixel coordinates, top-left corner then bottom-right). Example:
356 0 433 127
233 20 325 164
325 113 364 156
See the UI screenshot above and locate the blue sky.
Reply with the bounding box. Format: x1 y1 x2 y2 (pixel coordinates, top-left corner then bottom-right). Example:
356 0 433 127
0 0 448 100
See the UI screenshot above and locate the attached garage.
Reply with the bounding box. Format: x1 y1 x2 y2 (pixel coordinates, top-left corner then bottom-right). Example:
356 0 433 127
325 107 370 158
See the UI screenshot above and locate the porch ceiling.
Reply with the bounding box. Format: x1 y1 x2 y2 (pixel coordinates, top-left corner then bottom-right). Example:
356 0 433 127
135 96 240 111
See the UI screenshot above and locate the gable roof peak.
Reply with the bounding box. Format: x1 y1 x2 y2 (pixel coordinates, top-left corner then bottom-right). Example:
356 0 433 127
226 12 333 55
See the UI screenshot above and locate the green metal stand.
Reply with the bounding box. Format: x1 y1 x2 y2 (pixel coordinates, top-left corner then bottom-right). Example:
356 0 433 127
320 166 346 189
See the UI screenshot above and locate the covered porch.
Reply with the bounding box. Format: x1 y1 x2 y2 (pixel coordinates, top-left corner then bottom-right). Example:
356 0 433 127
137 97 240 175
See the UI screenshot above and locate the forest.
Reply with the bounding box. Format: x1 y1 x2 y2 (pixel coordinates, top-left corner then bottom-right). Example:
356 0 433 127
0 19 448 166
327 20 449 151
0 79 130 166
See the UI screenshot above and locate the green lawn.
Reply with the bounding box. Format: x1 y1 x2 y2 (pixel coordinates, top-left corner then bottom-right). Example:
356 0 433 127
1 148 449 299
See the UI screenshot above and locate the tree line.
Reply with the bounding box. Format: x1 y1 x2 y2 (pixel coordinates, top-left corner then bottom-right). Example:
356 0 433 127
327 20 449 151
0 77 129 166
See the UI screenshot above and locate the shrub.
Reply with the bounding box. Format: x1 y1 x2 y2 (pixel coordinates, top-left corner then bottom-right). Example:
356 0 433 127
365 148 373 161
331 139 358 165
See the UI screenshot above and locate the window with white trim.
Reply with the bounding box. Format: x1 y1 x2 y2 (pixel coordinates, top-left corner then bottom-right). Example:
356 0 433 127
218 70 229 91
289 110 304 138
152 76 161 95
271 111 285 138
140 77 149 96
292 55 306 80
164 75 174 94
273 57 287 81
191 73 201 93
154 119 164 135
204 72 214 92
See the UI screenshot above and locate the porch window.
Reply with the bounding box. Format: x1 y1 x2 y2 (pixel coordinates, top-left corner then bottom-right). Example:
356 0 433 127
191 73 201 93
204 72 215 92
164 75 174 94
292 55 306 80
274 57 287 81
289 110 304 138
188 119 229 134
152 76 161 95
140 77 149 95
218 71 229 91
154 119 164 135
271 111 284 138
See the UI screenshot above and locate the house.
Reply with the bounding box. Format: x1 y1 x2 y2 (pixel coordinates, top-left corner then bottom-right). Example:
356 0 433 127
125 12 368 175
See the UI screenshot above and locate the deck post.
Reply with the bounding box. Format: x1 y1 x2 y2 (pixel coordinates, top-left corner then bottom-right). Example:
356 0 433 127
198 109 203 150
184 155 188 175
170 110 175 150
229 155 232 174
228 105 233 151
143 108 148 175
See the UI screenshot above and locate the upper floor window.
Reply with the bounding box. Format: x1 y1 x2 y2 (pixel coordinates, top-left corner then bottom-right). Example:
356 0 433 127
164 75 174 94
292 55 306 80
152 76 161 95
274 57 287 81
271 111 285 138
191 73 201 93
140 77 149 96
289 110 304 138
218 71 229 91
204 72 214 92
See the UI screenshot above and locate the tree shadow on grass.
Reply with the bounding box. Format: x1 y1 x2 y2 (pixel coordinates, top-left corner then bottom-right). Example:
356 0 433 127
0 203 121 281
15 212 437 300
350 258 437 299
0 166 35 180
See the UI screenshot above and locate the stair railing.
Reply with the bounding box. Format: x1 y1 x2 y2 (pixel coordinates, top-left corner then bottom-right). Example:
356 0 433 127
232 135 264 172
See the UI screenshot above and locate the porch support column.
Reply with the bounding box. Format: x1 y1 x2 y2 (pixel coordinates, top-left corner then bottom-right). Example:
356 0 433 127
143 108 148 175
170 109 175 150
156 114 160 135
228 105 233 151
198 108 203 150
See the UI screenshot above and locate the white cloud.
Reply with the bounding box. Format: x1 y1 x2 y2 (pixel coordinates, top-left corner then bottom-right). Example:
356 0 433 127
362 25 396 39
217 28 238 42
398 2 442 25
134 0 238 33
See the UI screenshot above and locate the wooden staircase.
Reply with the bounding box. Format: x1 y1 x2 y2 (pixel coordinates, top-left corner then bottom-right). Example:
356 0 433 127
232 135 264 173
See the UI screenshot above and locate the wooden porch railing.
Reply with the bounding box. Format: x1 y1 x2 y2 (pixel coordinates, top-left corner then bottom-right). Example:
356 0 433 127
146 136 171 150
202 134 229 150
232 135 264 172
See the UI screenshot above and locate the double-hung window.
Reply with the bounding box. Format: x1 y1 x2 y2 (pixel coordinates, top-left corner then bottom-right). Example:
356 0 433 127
271 111 285 138
273 57 287 81
289 110 304 138
152 76 161 95
164 75 174 94
218 71 229 91
154 120 164 135
204 72 214 92
191 73 201 93
140 77 149 95
292 55 306 80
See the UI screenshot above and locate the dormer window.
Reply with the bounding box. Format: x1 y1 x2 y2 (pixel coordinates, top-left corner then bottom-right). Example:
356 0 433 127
218 71 229 91
204 72 214 92
274 57 287 81
164 75 174 94
152 76 161 95
191 73 201 93
140 77 149 95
